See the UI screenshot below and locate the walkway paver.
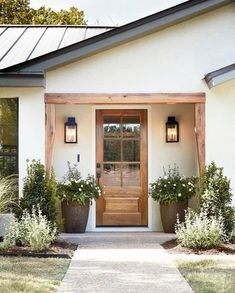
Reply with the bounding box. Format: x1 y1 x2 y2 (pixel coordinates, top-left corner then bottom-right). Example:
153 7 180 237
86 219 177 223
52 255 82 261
58 232 193 293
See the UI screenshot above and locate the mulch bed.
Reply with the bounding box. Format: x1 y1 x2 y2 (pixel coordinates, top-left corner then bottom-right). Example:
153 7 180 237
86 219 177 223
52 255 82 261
0 239 77 258
162 237 235 255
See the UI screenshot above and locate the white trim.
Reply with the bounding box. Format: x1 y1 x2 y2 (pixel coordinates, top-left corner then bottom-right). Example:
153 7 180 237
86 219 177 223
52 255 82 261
87 105 153 232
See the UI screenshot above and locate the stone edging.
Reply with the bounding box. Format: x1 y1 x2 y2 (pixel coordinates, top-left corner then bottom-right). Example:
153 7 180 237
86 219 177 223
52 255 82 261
0 252 72 259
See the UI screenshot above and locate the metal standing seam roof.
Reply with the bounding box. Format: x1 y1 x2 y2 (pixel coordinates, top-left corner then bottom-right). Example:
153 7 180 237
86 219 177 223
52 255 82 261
0 25 115 70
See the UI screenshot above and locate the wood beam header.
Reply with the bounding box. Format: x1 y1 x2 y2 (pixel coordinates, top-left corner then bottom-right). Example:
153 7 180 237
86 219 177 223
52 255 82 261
45 93 205 105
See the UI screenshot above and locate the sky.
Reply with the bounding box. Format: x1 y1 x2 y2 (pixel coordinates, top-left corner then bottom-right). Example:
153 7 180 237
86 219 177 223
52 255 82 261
30 0 187 26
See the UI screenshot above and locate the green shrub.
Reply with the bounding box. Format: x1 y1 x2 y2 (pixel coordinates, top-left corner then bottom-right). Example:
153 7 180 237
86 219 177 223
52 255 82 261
0 175 18 214
1 207 57 251
19 160 57 225
149 165 197 204
197 162 235 241
175 209 224 249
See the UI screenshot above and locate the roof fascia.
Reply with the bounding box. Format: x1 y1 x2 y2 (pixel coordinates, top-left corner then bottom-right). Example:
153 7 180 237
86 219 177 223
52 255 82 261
205 63 235 88
0 73 45 87
1 0 232 74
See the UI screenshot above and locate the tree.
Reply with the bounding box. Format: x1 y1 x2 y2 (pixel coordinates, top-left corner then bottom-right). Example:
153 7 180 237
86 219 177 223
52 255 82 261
0 0 86 25
0 0 31 24
31 6 86 25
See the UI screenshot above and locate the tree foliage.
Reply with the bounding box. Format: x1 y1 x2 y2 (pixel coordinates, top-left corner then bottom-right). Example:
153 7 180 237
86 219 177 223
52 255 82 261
0 0 86 25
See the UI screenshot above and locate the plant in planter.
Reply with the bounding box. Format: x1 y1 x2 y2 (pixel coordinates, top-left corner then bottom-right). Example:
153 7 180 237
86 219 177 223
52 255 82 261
149 165 197 233
57 163 101 233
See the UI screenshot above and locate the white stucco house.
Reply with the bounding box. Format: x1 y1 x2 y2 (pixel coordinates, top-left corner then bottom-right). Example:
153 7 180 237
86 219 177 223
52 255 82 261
0 0 234 232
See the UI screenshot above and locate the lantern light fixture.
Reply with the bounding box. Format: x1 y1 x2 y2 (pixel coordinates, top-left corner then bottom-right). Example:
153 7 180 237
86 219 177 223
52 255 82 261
166 116 179 143
64 117 77 143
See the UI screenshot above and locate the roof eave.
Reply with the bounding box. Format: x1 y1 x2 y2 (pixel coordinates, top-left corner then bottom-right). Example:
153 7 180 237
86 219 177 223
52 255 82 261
205 64 235 88
0 73 45 87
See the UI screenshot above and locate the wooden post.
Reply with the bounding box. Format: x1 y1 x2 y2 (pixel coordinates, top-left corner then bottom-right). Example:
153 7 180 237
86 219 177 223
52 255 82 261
194 103 205 174
45 104 56 173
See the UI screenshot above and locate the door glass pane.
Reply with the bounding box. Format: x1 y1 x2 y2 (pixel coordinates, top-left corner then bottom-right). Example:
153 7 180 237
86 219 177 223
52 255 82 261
123 116 140 138
123 164 140 186
103 164 121 186
103 116 121 138
123 140 140 162
104 140 121 162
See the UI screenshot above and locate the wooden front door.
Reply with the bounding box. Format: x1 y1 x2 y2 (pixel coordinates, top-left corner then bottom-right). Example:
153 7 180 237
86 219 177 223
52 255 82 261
96 110 148 226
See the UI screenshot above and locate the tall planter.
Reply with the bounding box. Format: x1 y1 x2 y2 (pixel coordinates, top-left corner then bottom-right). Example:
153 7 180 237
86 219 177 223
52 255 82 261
160 202 188 233
61 202 89 233
0 213 15 237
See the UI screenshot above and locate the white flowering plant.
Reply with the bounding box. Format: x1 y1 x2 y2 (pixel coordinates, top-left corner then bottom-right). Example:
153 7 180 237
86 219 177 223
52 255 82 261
1 206 57 251
57 163 101 205
175 209 224 249
149 165 197 204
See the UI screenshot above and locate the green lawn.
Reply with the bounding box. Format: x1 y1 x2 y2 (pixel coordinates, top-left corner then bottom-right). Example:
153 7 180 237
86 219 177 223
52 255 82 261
177 259 235 293
0 257 70 293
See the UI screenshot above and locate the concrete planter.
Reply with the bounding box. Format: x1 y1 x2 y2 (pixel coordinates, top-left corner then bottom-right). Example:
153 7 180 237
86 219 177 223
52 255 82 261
160 202 188 233
0 213 14 237
61 202 89 233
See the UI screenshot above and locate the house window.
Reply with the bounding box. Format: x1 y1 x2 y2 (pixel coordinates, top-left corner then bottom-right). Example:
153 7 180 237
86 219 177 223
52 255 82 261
0 98 18 177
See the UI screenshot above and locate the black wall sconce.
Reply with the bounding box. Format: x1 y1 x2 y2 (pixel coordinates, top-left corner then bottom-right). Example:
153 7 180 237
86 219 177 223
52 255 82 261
166 116 179 143
64 117 77 143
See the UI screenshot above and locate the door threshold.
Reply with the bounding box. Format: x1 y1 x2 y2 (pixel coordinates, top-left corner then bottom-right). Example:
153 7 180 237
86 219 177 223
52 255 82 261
96 225 148 227
90 227 151 232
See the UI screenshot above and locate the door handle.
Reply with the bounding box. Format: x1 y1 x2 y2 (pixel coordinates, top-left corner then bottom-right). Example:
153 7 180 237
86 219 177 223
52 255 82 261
96 171 101 186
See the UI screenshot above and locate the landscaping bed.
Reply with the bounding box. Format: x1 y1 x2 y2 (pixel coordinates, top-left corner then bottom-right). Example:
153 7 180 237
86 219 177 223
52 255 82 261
162 237 235 255
0 239 77 258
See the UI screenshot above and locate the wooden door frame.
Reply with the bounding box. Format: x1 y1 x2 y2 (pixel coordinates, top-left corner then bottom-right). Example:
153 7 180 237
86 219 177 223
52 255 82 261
45 93 205 176
96 109 148 226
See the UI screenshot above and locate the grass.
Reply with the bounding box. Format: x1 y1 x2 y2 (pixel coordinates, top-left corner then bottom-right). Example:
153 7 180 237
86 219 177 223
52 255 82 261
177 259 235 293
0 257 70 293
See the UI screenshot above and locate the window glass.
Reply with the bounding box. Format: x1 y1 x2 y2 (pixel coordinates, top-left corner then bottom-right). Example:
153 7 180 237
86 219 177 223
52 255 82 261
0 99 18 177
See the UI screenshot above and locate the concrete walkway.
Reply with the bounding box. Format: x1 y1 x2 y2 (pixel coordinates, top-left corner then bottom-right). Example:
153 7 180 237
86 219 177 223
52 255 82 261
58 233 193 293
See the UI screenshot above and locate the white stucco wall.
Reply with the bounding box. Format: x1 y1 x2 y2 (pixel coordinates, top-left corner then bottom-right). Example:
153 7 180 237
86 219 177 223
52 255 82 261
0 88 45 193
206 79 235 205
53 104 197 231
46 4 235 93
